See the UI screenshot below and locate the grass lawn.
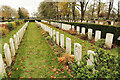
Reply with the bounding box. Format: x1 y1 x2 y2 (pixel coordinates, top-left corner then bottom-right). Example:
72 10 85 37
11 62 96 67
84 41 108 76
9 22 70 78
0 23 25 55
41 22 119 56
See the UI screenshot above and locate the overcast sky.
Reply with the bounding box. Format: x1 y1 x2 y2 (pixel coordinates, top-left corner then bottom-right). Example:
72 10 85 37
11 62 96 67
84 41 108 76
0 0 118 17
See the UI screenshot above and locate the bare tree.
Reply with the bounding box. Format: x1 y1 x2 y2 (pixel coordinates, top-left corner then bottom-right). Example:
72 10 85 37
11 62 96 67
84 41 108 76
118 0 120 18
76 0 89 22
97 0 101 19
107 0 114 19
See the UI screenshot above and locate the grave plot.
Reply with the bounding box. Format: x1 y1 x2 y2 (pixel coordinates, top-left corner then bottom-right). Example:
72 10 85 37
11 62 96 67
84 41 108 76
0 23 25 55
36 21 119 78
8 22 70 78
41 22 119 56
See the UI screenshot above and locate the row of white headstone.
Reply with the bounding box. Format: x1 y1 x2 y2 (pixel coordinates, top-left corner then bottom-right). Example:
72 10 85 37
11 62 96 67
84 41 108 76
36 21 96 69
0 22 29 77
41 20 114 49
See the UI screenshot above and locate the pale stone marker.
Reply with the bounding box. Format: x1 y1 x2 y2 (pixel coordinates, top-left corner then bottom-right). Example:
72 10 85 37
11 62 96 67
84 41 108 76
87 50 96 73
16 32 20 45
95 30 101 41
56 31 59 45
81 27 85 34
0 54 6 77
14 34 18 49
53 30 56 41
105 33 114 49
4 43 12 66
72 25 74 31
74 43 82 65
9 38 15 57
88 29 93 40
50 28 53 37
66 37 71 54
95 21 98 24
60 34 64 49
77 26 80 34
111 21 114 25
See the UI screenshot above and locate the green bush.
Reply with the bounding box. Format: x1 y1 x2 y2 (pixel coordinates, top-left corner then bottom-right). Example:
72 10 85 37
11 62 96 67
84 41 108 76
95 39 105 48
69 48 119 78
15 20 20 25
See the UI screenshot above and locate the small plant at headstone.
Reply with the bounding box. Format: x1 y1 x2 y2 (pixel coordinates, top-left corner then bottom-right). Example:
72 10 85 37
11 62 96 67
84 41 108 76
80 33 88 40
69 28 77 35
58 53 74 65
95 39 105 48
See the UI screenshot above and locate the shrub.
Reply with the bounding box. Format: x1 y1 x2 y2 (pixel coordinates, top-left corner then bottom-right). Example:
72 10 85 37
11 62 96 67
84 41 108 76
69 48 119 78
80 33 88 40
11 22 16 29
1 27 9 36
95 39 105 48
69 28 77 35
58 53 74 65
15 20 20 25
6 23 14 31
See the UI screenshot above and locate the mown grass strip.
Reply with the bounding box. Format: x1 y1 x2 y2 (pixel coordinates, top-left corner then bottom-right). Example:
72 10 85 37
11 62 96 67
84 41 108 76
9 22 70 78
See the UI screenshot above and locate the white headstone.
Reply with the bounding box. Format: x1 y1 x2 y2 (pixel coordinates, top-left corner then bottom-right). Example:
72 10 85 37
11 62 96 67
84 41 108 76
111 21 114 25
81 27 85 34
13 34 18 49
74 43 82 65
60 34 64 49
88 29 93 40
4 43 12 66
9 38 15 57
16 32 20 45
95 21 98 24
66 37 71 54
95 30 101 41
53 30 56 41
72 25 74 31
105 33 114 49
56 31 59 45
0 54 6 77
50 28 53 37
87 50 96 73
77 26 80 34
87 50 96 66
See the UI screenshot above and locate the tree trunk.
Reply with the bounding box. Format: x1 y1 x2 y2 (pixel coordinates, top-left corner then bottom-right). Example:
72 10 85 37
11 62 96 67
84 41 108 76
98 0 101 19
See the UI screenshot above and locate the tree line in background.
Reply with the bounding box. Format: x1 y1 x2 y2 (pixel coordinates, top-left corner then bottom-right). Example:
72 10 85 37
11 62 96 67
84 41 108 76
35 0 120 22
0 5 29 20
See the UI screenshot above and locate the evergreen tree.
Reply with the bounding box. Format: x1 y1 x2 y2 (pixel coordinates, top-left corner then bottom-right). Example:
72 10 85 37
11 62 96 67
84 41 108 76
18 8 24 19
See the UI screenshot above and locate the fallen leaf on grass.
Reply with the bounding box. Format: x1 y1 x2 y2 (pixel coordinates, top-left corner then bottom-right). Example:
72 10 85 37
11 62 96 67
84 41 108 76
44 65 46 68
28 76 32 78
63 76 66 78
58 69 61 72
61 72 64 74
23 66 26 68
52 68 57 72
51 76 54 78
55 72 58 75
8 72 12 76
35 67 38 68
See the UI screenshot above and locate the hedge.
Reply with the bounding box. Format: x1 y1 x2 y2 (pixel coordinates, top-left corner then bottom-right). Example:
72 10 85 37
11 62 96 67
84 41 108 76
47 20 120 45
